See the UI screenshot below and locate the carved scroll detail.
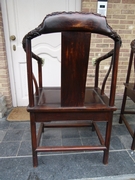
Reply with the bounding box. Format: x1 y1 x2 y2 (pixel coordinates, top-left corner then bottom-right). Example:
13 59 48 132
22 24 43 63
22 11 122 62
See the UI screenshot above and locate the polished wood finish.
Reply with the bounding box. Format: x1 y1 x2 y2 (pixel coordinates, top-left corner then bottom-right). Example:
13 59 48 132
23 12 121 167
61 32 90 106
119 39 135 150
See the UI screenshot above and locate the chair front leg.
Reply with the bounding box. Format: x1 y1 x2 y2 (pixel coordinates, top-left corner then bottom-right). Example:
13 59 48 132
30 113 38 167
103 112 113 164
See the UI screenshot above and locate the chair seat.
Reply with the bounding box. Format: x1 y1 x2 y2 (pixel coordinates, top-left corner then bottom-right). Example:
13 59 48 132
28 87 116 112
124 83 135 103
124 83 135 89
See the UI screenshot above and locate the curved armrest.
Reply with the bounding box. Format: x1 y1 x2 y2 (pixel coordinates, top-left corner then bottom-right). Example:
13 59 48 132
95 49 114 65
22 37 43 64
94 49 114 95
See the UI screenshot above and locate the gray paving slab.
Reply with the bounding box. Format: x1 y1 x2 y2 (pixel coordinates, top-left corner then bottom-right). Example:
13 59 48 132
0 151 135 180
0 98 135 180
71 174 135 180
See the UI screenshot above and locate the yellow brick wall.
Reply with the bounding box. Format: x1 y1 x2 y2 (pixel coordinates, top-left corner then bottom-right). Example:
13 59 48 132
0 1 135 108
0 7 12 108
82 0 135 95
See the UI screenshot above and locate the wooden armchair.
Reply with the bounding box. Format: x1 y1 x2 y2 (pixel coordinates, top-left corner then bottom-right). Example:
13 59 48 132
22 12 121 167
119 39 135 150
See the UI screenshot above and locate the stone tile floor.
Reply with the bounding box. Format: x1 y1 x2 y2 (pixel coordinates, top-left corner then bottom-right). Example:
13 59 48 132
0 96 135 180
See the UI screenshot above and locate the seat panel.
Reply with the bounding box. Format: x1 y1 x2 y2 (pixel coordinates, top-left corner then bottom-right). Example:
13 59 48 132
28 87 116 112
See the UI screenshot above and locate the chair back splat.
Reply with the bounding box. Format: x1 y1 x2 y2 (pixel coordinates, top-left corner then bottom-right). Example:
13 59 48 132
61 32 90 106
22 12 121 167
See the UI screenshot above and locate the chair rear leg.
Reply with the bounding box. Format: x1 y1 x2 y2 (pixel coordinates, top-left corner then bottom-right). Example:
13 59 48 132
103 113 113 164
30 113 38 167
131 131 135 150
119 89 127 124
92 121 95 131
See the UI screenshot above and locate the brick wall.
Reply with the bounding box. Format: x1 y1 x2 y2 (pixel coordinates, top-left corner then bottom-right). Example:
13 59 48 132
0 6 12 108
82 0 135 95
0 1 135 108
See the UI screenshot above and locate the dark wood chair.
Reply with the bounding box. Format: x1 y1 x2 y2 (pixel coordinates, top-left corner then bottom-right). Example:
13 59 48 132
22 12 121 167
119 39 135 150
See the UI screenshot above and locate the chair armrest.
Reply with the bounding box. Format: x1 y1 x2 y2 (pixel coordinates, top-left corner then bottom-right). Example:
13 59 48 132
95 49 114 65
22 36 43 64
94 49 114 95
